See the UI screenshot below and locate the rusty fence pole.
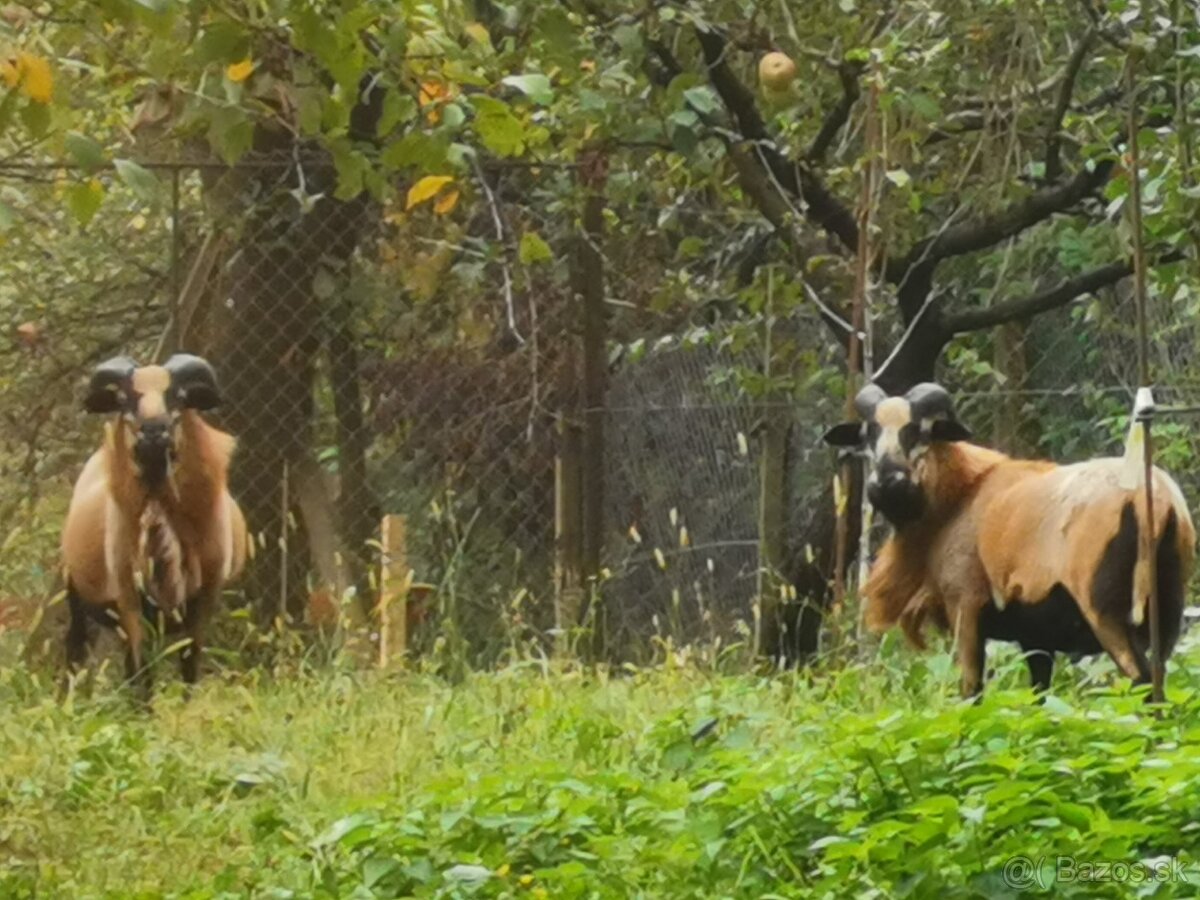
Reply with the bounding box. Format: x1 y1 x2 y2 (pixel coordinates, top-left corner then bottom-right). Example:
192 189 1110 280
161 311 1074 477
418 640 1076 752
1125 48 1165 706
554 337 584 656
756 267 787 664
832 69 880 651
575 147 609 660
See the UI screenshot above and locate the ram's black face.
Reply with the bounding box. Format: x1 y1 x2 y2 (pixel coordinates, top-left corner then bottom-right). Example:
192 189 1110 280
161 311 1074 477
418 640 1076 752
83 354 222 493
822 383 972 527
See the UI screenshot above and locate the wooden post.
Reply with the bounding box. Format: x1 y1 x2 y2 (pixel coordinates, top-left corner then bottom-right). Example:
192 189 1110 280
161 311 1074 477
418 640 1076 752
756 422 787 661
378 514 412 669
756 268 787 663
576 147 609 659
832 71 880 642
278 459 289 628
556 245 585 655
554 415 584 656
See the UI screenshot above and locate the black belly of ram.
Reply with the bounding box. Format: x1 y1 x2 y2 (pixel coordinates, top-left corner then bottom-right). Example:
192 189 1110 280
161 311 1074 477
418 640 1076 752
979 586 1105 657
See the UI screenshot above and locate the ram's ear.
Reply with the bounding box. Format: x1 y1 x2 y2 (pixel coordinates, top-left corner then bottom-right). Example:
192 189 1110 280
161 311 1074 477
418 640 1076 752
929 419 971 443
822 423 865 448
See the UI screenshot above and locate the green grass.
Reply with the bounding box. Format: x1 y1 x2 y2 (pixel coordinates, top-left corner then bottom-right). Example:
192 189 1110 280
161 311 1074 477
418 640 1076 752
4 631 1200 898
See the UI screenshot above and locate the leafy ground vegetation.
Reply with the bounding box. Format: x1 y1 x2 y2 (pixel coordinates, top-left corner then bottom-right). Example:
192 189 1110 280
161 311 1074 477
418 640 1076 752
4 629 1200 899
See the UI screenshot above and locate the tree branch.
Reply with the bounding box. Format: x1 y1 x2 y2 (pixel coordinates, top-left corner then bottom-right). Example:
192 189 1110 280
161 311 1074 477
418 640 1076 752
807 61 863 163
1045 28 1097 182
941 253 1184 334
904 158 1115 268
693 25 861 253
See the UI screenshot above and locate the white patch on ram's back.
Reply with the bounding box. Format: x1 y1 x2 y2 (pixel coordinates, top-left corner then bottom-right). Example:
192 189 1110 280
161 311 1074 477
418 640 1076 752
1045 458 1125 531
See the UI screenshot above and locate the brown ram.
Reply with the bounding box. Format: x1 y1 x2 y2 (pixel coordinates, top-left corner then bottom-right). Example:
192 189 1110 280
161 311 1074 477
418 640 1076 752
823 382 1195 698
60 354 248 698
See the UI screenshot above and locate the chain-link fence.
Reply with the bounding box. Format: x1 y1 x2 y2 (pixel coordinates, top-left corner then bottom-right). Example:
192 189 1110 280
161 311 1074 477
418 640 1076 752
0 149 1194 670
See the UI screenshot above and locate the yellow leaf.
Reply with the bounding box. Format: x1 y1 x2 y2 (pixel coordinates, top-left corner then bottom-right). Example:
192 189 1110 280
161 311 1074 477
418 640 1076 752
226 58 255 83
433 188 459 215
405 175 453 210
464 22 491 45
17 52 52 104
418 81 448 107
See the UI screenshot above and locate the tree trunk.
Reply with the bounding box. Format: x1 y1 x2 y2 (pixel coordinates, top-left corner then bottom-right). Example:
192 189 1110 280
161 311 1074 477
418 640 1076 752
575 150 609 659
208 215 321 625
202 142 376 626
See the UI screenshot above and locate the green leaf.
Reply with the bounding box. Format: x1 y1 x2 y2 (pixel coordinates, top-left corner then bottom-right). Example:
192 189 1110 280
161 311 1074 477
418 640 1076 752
311 813 373 849
885 169 911 189
207 107 255 165
0 200 15 232
683 86 719 116
296 87 325 136
377 88 417 138
20 102 50 139
331 146 368 200
363 856 400 889
440 102 466 130
193 21 250 64
906 91 942 121
668 110 700 156
64 132 107 172
66 180 105 227
502 73 554 105
519 232 553 265
471 96 525 157
380 132 452 173
113 159 161 204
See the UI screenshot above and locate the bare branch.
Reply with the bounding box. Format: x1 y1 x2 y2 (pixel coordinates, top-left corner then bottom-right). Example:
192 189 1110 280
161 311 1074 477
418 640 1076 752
941 253 1186 334
808 61 863 163
903 158 1115 268
693 25 860 252
1046 28 1097 182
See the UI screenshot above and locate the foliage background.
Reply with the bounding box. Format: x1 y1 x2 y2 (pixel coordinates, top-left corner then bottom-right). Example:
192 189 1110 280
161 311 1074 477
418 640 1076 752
1 0 1199 666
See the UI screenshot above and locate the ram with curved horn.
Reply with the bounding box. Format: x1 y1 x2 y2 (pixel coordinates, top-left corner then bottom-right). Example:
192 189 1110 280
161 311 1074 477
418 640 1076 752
60 353 249 700
824 381 1195 698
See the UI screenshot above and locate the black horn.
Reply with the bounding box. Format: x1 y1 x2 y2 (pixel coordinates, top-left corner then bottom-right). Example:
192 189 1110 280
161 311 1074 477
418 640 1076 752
905 383 955 421
164 354 221 410
905 382 971 442
854 383 889 420
84 356 137 413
